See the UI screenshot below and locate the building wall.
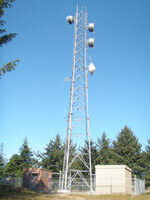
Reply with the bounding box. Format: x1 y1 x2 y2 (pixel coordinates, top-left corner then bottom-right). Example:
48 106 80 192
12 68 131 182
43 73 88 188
125 167 132 194
22 168 52 192
40 169 52 191
95 165 132 194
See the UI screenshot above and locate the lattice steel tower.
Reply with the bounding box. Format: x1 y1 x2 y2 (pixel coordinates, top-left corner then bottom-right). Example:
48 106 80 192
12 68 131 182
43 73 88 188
62 5 96 192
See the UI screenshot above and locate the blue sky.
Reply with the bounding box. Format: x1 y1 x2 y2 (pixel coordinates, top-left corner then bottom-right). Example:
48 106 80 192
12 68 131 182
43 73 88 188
1 0 150 159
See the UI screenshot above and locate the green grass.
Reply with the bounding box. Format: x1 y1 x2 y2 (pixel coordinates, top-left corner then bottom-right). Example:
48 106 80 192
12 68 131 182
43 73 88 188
0 186 150 200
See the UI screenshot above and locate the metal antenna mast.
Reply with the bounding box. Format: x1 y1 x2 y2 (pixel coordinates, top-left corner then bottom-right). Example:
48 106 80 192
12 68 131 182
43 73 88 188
62 5 95 192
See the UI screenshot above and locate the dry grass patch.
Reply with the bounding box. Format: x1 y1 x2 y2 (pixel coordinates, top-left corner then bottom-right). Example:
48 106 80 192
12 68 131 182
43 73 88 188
0 187 150 200
63 193 150 200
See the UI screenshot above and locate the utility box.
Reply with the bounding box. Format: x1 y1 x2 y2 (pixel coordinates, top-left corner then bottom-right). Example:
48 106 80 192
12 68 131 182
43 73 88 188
95 165 132 194
22 168 52 192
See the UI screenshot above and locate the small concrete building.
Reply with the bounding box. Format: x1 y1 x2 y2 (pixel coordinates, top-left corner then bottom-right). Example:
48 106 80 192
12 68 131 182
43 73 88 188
22 168 52 192
95 165 132 194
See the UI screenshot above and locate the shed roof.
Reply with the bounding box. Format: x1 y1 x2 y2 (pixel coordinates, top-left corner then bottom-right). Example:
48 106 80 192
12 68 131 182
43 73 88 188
95 165 132 172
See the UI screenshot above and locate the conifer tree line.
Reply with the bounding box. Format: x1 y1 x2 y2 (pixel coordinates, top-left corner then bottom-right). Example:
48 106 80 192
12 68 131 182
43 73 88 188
0 126 150 187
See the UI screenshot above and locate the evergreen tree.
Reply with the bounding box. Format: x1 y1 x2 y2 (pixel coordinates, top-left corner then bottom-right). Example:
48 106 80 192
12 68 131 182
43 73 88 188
3 138 33 177
32 150 41 168
0 143 4 177
41 134 64 172
3 154 22 177
145 139 150 187
80 140 98 174
62 138 77 170
113 126 145 177
0 0 20 78
19 138 33 169
95 132 115 165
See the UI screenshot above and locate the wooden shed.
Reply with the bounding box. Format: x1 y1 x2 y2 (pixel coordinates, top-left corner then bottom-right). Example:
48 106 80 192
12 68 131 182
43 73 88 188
22 168 52 192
